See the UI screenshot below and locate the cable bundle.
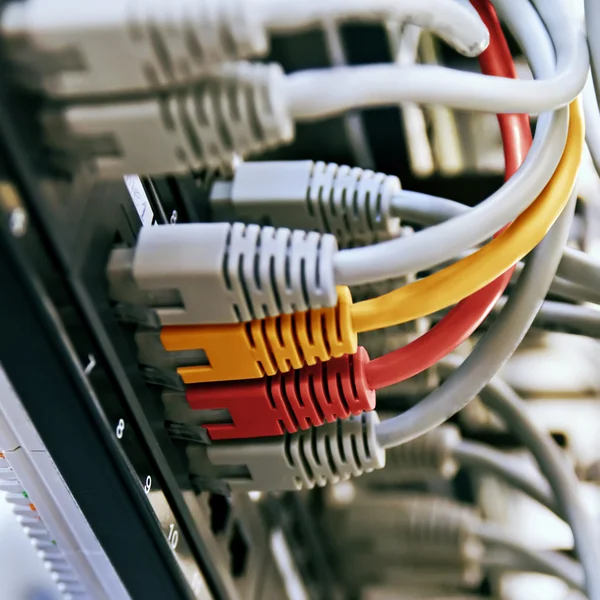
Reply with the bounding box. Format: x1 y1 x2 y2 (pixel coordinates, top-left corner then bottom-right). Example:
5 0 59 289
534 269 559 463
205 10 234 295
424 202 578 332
8 0 600 598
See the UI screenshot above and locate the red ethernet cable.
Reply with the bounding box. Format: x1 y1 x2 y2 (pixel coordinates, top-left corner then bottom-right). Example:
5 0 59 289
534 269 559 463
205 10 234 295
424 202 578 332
186 0 534 440
364 0 532 389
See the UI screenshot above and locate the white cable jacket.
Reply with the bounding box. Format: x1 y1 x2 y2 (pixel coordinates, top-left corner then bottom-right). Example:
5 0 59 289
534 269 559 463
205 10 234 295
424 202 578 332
283 0 587 120
257 0 489 57
331 0 569 286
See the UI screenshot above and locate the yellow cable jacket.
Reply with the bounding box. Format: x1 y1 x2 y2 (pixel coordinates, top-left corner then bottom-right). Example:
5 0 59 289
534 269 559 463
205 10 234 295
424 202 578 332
352 99 584 333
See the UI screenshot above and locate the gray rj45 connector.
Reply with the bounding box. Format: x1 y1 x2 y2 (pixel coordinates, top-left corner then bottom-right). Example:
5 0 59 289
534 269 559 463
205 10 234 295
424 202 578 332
107 221 338 326
196 412 385 492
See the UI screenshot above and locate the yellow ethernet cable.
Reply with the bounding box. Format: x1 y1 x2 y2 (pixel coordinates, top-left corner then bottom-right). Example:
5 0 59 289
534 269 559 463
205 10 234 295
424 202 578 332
350 99 584 333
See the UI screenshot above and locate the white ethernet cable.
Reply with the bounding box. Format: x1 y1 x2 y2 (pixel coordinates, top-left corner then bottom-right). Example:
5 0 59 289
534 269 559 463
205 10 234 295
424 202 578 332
1 0 487 97
43 0 579 183
586 0 600 118
256 0 489 57
283 0 587 120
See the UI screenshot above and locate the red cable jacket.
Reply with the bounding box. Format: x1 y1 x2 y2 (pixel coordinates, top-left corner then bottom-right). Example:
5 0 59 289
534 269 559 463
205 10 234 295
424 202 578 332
366 0 533 390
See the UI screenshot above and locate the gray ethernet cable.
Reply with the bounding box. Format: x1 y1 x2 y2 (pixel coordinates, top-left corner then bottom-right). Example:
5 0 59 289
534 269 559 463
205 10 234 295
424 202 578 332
107 221 337 325
47 62 292 178
209 160 402 248
198 412 385 492
363 424 559 519
365 424 462 483
330 493 484 566
587 0 600 129
331 492 583 592
1 0 487 97
283 0 587 119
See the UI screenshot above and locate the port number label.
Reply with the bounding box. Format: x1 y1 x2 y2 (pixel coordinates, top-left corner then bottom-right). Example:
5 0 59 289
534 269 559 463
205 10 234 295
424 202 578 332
167 523 179 549
116 419 125 439
143 476 152 494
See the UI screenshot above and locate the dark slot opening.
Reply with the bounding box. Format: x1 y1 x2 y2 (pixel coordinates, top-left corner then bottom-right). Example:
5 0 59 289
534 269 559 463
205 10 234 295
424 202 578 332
208 493 230 535
229 522 249 578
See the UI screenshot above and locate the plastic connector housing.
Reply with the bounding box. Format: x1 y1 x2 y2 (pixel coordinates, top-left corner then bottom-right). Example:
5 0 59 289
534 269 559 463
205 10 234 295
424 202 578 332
186 347 374 440
159 286 356 383
211 160 401 247
47 62 292 177
107 221 338 326
363 423 462 484
330 492 483 564
200 412 385 491
2 0 268 96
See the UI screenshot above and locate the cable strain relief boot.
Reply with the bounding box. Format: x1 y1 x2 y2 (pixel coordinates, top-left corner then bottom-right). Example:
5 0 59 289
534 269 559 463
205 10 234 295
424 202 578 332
143 286 355 384
56 62 293 177
203 411 385 491
334 493 484 565
107 221 338 326
2 0 269 96
211 160 401 247
186 346 374 440
366 423 462 483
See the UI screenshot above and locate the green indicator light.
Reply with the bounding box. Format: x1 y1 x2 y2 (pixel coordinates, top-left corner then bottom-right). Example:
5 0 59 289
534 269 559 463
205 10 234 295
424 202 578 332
22 491 28 498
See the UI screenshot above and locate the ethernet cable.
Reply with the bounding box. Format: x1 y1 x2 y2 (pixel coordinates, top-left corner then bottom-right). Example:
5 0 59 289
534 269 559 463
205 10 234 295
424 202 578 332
372 175 576 447
477 525 585 592
583 73 600 176
356 0 527 388
334 0 570 286
436 298 600 340
349 100 582 331
393 192 600 305
471 370 600 600
586 0 600 118
283 0 587 120
557 246 600 292
366 424 560 519
454 441 559 518
1 0 489 97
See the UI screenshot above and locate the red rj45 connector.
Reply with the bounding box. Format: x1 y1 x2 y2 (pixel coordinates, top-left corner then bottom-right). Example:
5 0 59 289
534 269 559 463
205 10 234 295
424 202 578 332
185 347 375 440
